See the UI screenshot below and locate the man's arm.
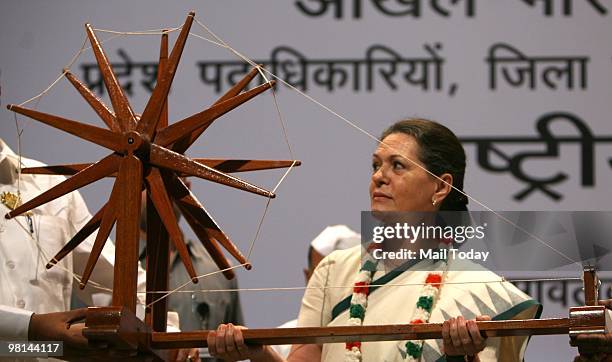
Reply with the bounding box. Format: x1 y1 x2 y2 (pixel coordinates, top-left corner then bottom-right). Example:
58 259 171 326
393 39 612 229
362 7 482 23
28 308 89 348
0 305 34 340
0 305 96 356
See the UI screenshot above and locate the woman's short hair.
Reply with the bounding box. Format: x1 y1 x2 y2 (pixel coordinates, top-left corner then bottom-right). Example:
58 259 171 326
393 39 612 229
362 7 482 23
380 118 468 211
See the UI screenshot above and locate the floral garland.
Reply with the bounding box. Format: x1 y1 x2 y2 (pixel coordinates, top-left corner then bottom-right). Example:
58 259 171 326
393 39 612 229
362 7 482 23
403 271 444 361
345 243 448 362
345 257 378 362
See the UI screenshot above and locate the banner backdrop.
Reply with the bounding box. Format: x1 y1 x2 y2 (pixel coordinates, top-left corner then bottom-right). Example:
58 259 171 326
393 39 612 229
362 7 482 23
1 1 611 359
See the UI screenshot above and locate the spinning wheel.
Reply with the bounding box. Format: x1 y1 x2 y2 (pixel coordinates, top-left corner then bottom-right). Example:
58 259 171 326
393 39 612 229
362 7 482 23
5 11 611 361
6 11 300 353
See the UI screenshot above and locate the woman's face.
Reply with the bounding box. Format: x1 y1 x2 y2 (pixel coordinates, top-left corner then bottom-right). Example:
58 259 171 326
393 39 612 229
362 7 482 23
369 133 440 213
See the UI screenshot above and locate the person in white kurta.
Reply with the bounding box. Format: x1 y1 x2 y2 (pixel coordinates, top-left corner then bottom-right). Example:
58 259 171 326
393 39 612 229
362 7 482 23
0 139 179 342
297 245 541 362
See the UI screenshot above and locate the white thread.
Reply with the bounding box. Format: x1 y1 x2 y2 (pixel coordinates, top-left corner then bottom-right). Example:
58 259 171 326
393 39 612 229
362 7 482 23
270 86 295 159
140 276 583 295
144 263 247 308
18 36 88 107
18 32 123 107
13 113 23 196
188 32 225 48
193 18 254 65
245 197 272 261
271 160 298 194
92 26 181 35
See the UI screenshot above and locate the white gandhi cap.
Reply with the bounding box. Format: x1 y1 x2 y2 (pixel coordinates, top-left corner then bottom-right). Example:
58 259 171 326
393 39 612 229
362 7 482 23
310 225 361 257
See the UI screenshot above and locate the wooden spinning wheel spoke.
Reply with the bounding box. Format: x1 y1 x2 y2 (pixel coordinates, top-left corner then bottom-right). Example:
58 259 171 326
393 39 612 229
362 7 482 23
6 105 122 151
79 177 120 288
64 70 119 132
145 168 198 283
5 153 120 219
171 65 261 153
85 24 136 131
214 66 262 105
194 159 301 173
177 200 250 269
179 205 236 280
21 163 105 176
154 80 276 148
137 14 194 138
46 203 105 268
177 202 236 280
157 31 169 130
148 143 275 198
165 174 250 272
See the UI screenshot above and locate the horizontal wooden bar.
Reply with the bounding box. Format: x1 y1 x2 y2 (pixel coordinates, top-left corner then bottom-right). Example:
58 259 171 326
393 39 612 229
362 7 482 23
151 318 570 348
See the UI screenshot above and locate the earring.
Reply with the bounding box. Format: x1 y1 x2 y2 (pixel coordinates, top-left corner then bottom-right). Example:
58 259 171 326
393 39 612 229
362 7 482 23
432 198 437 206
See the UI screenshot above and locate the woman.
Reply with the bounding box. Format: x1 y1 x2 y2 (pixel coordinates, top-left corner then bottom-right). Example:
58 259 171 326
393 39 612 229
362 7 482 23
208 119 540 361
